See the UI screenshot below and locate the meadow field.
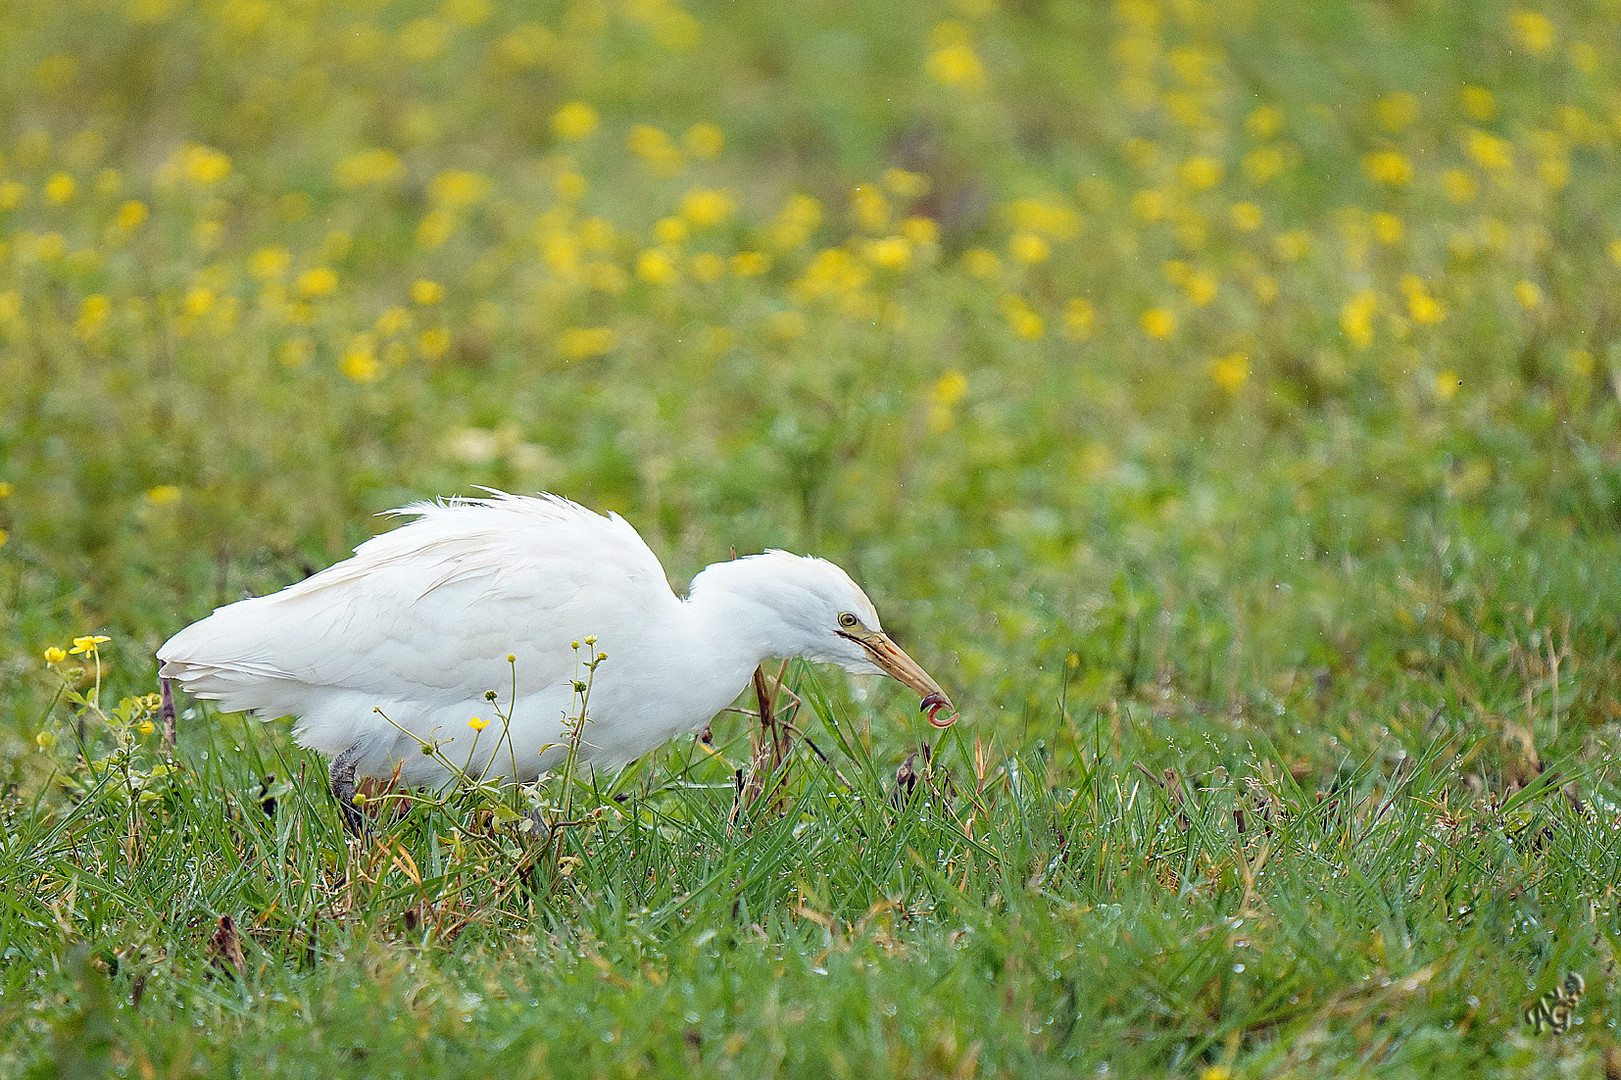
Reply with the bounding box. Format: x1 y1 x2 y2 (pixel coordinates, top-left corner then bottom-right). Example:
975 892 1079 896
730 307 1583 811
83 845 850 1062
3 0 1621 1074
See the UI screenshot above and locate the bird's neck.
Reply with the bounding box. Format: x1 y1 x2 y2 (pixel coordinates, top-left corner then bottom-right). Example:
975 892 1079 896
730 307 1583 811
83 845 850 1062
680 557 808 671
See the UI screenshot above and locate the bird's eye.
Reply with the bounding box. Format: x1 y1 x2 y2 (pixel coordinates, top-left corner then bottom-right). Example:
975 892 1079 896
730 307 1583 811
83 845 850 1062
838 612 860 629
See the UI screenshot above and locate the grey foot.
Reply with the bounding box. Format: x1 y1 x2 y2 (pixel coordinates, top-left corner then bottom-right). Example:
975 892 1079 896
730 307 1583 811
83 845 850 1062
329 744 368 837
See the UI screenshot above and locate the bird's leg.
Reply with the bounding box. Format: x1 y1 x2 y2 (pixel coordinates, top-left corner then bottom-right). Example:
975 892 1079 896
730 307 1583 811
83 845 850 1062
329 744 369 837
159 678 177 747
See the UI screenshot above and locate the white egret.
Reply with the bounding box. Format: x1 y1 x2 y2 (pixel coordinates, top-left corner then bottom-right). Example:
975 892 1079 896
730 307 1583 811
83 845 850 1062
158 492 954 827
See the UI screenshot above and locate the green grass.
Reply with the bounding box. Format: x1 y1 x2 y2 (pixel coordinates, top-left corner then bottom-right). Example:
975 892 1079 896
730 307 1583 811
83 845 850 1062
3 0 1621 1074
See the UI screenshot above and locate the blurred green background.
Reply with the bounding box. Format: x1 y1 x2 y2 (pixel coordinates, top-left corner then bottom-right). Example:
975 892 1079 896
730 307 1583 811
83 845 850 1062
5 0 1619 772
2 0 1621 1070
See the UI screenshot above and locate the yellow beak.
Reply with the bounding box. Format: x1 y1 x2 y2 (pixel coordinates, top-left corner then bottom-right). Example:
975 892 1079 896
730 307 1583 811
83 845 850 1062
846 630 957 727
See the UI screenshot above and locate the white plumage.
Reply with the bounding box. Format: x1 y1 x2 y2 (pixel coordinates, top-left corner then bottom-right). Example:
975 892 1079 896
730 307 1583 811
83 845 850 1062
158 492 952 788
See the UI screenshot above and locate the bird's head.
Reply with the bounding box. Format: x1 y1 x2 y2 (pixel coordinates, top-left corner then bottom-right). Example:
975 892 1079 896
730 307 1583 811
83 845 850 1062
693 551 956 727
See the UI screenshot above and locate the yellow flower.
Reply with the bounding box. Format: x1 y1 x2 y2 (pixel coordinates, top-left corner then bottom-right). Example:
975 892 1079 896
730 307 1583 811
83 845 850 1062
250 246 291 279
1361 150 1413 186
184 286 216 317
411 279 444 305
1140 308 1177 340
468 716 490 732
866 235 912 270
44 172 76 203
1008 232 1050 264
1510 8 1556 56
175 143 232 185
999 295 1043 339
1341 289 1377 348
1371 212 1403 244
334 148 405 188
680 188 735 228
551 101 600 140
113 199 149 231
1229 202 1263 231
1459 85 1496 121
1208 353 1250 392
557 326 617 360
932 370 969 408
850 185 889 232
146 484 182 506
1401 275 1445 324
1241 146 1285 184
960 247 1001 279
1466 129 1513 173
730 251 770 276
1244 105 1282 137
296 268 338 297
1178 155 1224 191
900 216 939 248
1609 238 1621 267
70 635 110 655
636 248 679 285
429 170 491 209
76 295 111 339
0 481 10 497
1274 230 1311 262
926 41 987 88
341 336 381 382
1441 169 1476 204
627 125 683 175
36 731 57 751
375 306 412 335
1062 298 1095 341
654 216 688 244
44 646 68 664
683 122 725 158
882 168 930 198
1434 369 1460 401
1514 280 1543 309
418 327 450 359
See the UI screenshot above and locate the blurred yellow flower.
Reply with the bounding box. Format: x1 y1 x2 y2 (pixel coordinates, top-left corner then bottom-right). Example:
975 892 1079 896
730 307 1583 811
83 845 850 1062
1609 239 1621 266
334 148 404 188
1362 150 1413 186
636 248 679 285
927 41 987 88
1062 298 1095 341
1140 307 1177 339
961 247 1001 279
900 216 940 248
375 306 412 335
552 102 599 140
1008 231 1049 264
654 216 688 244
555 171 587 202
768 194 822 248
1434 369 1460 401
1006 197 1080 240
113 199 148 232
76 294 110 339
1274 230 1311 262
1514 280 1543 309
866 235 912 269
882 168 931 198
44 172 75 203
683 123 725 158
627 125 683 175
557 326 617 360
174 143 231 185
851 185 890 231
70 635 110 655
1401 275 1445 323
418 327 451 359
296 267 338 297
1229 202 1263 231
681 188 735 228
146 484 182 506
1371 212 1403 244
1242 146 1286 184
1245 105 1283 137
36 731 56 750
411 279 444 305
44 646 67 664
1510 8 1556 56
397 17 448 62
932 370 969 407
184 287 216 317
730 251 770 276
250 246 291 279
1466 129 1512 173
1179 156 1224 191
1340 289 1377 348
1182 268 1217 306
1460 85 1496 121
341 336 381 382
0 481 11 498
999 295 1043 339
1208 352 1249 392
1440 169 1476 204
491 23 554 67
417 210 455 248
429 170 491 209
0 182 27 210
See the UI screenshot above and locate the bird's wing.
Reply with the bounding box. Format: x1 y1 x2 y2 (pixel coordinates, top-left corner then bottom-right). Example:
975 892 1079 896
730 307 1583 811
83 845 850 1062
157 492 681 719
